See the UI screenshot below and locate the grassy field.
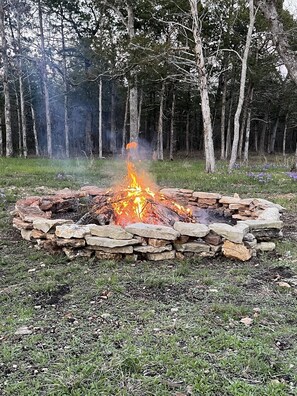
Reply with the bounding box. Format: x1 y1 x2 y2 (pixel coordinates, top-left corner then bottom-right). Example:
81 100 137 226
1 156 297 396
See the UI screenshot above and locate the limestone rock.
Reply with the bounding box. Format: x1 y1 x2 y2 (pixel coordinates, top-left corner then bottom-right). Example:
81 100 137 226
204 232 222 246
209 223 249 243
63 248 93 260
33 218 73 233
15 326 32 335
56 224 91 239
253 198 285 212
21 229 32 241
240 219 283 230
89 224 133 240
134 244 172 253
174 242 210 253
148 238 170 247
255 242 276 251
95 251 122 260
258 207 281 221
17 205 51 222
56 238 86 248
173 222 209 237
146 250 176 261
192 191 221 199
13 218 33 230
85 235 139 248
219 196 241 204
125 223 180 240
222 240 252 261
87 245 134 254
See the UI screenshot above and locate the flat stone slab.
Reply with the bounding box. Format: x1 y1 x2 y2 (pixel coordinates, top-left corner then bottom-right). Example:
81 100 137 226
90 225 133 239
125 223 180 240
253 198 285 212
33 218 73 233
88 245 134 254
55 224 91 239
256 242 276 251
134 245 172 253
85 235 139 248
219 196 241 204
146 250 176 261
222 240 252 261
192 192 221 199
174 242 210 253
240 220 283 230
56 238 86 248
258 207 281 221
209 223 249 243
173 221 209 237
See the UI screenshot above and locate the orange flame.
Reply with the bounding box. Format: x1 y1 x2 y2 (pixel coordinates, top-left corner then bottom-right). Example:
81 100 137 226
110 142 192 226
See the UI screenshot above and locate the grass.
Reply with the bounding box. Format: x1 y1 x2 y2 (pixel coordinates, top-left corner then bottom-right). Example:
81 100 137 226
0 156 297 395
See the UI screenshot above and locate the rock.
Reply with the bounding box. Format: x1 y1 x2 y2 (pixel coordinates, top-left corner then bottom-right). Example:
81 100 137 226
173 222 209 237
85 235 139 248
252 229 283 241
125 223 180 240
148 238 170 247
15 326 32 335
95 251 122 260
175 235 190 244
63 248 93 260
204 232 222 246
243 233 256 242
89 224 133 239
13 218 33 230
255 242 276 251
159 188 180 198
21 229 32 241
219 196 241 204
33 218 73 233
174 242 210 253
134 244 172 253
222 240 252 261
31 229 47 239
192 191 221 199
56 238 86 248
209 223 249 243
80 186 109 195
146 250 176 261
176 252 185 259
277 281 291 288
253 198 285 212
55 224 91 239
16 205 51 222
258 207 281 221
88 245 134 254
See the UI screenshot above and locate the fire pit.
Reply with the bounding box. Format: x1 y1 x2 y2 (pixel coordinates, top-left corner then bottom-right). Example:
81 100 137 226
12 143 284 262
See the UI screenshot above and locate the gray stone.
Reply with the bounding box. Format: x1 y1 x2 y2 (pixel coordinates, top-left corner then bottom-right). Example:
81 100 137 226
15 326 32 335
134 244 172 253
85 235 139 248
240 219 283 230
256 242 276 251
192 191 221 199
89 224 133 240
173 222 209 237
219 196 241 204
55 224 91 239
56 238 86 248
146 250 176 261
243 232 256 242
125 223 180 240
174 242 210 253
33 218 73 233
209 222 249 243
253 198 285 212
88 245 134 254
258 207 281 221
21 229 32 241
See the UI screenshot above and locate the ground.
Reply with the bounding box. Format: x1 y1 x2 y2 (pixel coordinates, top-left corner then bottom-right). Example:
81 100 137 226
0 157 297 396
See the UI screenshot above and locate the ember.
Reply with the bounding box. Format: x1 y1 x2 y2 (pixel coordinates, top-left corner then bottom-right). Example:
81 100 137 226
97 142 193 227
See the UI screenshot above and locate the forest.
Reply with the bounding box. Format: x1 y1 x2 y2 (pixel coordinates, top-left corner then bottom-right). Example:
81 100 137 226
0 0 296 172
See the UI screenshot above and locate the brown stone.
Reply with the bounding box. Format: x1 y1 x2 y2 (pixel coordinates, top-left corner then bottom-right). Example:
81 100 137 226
33 218 73 233
86 245 133 254
148 238 169 247
125 223 180 240
16 205 51 222
134 245 172 253
63 248 93 260
176 252 185 260
13 218 33 230
192 192 221 199
174 242 210 253
80 186 109 196
86 236 139 248
222 240 252 261
15 196 40 207
56 238 86 248
197 198 218 206
175 235 190 244
89 225 133 240
146 250 176 261
219 196 241 204
31 229 47 239
204 232 222 246
95 251 122 260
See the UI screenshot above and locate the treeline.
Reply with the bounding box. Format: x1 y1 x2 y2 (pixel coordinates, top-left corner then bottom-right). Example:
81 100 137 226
0 0 296 171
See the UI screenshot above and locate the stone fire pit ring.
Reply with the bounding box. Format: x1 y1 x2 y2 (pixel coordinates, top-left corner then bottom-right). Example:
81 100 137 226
12 186 284 262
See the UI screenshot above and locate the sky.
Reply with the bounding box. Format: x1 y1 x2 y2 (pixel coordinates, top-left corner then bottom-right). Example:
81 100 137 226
284 0 297 16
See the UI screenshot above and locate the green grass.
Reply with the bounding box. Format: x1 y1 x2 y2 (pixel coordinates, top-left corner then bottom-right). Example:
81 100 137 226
0 156 297 395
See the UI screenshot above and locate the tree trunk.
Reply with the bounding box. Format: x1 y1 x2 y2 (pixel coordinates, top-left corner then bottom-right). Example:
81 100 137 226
138 88 143 134
229 0 255 170
189 0 215 173
259 113 269 154
38 0 52 158
157 81 165 161
0 2 13 157
60 8 69 158
15 89 22 156
110 80 117 154
225 96 233 159
85 111 92 156
98 77 103 158
220 75 227 160
169 90 176 161
243 87 254 163
255 0 297 85
282 112 288 157
269 113 280 154
238 83 253 159
122 87 129 156
186 112 190 156
28 77 39 156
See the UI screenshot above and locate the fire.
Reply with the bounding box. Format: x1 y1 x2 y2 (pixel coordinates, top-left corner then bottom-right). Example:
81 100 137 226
109 141 192 226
